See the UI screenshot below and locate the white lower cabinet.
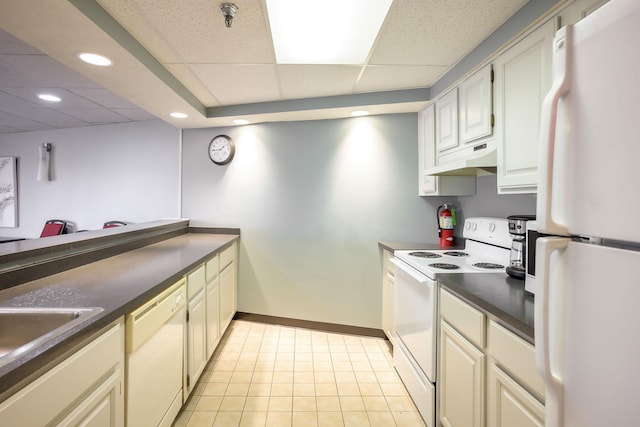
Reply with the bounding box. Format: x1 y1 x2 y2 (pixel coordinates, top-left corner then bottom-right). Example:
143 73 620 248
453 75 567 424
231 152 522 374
438 289 545 427
205 254 221 359
0 319 124 427
486 320 545 427
439 290 485 427
486 361 544 427
381 249 394 343
184 241 238 401
440 321 485 427
185 266 208 397
219 242 238 333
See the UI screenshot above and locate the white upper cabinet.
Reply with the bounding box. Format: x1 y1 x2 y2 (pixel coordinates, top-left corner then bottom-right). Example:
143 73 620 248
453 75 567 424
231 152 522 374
418 105 475 196
436 89 459 154
432 65 496 171
494 19 554 194
493 0 608 195
459 65 494 144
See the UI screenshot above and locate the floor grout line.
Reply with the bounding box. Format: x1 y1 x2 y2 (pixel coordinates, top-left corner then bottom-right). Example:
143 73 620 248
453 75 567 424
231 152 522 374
172 319 425 427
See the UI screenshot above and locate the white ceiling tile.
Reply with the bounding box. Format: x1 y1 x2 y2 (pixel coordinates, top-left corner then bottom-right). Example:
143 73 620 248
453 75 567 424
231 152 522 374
0 110 54 132
2 88 107 109
57 108 131 124
189 64 280 105
68 88 140 109
99 0 276 64
356 65 448 92
0 124 20 133
369 0 528 66
0 54 98 87
278 65 361 99
23 109 90 128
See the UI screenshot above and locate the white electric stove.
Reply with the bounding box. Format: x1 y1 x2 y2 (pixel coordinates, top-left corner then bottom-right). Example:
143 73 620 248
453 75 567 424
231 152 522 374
391 217 512 426
395 217 512 279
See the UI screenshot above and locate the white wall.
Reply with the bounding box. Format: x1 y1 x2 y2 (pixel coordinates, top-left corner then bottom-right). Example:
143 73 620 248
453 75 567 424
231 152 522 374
0 120 180 237
182 114 453 329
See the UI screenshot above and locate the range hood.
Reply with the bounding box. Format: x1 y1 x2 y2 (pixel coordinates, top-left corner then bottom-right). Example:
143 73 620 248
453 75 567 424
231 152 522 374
425 147 497 176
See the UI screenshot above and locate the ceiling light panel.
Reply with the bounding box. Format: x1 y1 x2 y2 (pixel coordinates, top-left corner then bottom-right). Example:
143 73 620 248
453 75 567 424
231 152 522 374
266 0 393 65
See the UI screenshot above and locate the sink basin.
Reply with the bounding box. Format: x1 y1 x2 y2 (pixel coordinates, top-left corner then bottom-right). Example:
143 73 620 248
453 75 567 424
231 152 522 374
0 307 103 367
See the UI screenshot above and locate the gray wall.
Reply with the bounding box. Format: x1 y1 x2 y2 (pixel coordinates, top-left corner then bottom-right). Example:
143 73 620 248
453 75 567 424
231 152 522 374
0 120 180 237
182 114 457 329
455 175 537 230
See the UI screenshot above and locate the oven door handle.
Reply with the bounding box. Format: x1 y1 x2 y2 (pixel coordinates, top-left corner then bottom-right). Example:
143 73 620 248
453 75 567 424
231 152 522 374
390 258 431 283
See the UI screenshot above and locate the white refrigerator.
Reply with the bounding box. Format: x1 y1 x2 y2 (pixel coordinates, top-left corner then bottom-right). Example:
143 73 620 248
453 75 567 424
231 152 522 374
535 0 640 426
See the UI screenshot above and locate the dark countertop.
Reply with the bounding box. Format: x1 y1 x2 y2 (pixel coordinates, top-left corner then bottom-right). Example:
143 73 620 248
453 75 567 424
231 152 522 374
379 240 535 344
0 232 238 400
437 273 534 344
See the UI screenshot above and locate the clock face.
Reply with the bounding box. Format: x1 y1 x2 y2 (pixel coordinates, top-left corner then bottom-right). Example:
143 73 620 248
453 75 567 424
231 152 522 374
208 135 235 165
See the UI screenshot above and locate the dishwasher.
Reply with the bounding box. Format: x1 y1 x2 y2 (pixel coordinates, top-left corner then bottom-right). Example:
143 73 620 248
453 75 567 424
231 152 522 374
126 279 186 427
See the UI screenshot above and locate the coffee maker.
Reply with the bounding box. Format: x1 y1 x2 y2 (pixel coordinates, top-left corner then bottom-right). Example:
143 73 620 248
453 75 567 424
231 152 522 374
506 215 536 280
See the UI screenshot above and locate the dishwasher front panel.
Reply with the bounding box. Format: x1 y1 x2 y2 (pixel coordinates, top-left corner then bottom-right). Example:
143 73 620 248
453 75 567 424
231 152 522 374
126 280 186 427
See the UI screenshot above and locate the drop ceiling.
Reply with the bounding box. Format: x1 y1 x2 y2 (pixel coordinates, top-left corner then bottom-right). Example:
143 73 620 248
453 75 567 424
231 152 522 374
0 0 529 133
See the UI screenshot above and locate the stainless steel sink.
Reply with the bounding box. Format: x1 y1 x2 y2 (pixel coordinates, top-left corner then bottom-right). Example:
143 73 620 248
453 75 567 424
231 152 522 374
0 307 103 367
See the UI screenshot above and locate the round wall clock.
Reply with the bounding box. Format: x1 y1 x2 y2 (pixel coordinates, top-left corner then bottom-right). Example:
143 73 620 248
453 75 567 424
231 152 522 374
208 135 235 165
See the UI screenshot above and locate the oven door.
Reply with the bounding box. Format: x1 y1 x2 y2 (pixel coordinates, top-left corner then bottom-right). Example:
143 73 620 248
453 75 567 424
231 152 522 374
391 258 437 382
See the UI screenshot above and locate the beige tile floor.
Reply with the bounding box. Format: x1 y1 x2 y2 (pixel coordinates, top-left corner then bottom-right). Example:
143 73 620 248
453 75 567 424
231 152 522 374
172 320 426 427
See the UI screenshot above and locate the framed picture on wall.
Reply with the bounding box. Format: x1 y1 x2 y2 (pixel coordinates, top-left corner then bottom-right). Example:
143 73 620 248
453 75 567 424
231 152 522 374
0 157 17 227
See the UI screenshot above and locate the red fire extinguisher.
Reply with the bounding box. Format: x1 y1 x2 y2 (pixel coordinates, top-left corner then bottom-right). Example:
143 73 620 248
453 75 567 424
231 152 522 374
437 203 456 247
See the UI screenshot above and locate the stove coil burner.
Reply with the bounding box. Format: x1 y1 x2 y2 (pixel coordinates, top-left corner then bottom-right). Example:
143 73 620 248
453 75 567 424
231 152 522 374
443 251 469 257
429 263 460 270
473 262 504 270
409 251 442 259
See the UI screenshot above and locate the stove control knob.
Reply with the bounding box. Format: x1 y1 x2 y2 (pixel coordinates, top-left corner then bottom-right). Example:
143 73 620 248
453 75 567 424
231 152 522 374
489 223 496 232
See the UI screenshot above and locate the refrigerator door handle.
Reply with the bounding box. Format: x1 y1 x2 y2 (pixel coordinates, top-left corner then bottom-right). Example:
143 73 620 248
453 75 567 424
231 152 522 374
537 25 573 236
535 236 569 427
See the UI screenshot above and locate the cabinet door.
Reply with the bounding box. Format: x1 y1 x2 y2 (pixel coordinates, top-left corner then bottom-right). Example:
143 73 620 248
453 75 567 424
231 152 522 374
495 19 554 194
418 105 438 194
220 262 236 333
206 275 221 359
381 249 394 343
418 106 476 196
440 321 485 427
459 65 493 144
186 289 207 395
0 322 124 427
436 89 459 154
486 361 545 427
56 369 122 427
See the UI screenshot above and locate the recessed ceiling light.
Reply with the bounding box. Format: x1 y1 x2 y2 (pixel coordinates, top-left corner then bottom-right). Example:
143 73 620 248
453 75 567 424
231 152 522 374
351 110 369 117
38 94 61 102
233 119 250 125
266 0 393 64
77 52 112 66
170 112 188 119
